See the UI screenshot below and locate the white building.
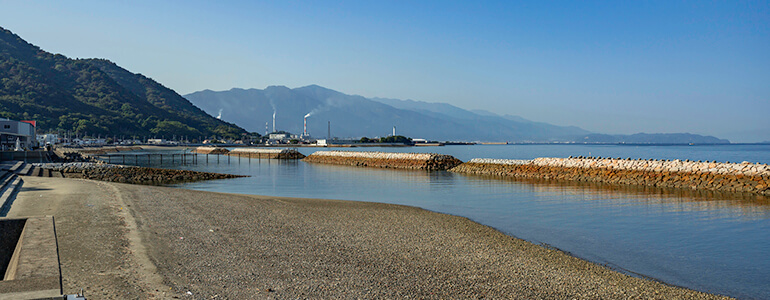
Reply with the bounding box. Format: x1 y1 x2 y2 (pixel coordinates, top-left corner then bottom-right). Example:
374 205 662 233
269 133 290 140
37 133 59 145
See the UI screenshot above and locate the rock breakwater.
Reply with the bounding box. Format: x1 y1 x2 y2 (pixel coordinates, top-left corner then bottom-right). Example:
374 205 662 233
193 146 230 154
40 162 246 185
60 146 143 156
227 148 305 159
303 151 462 171
451 157 770 196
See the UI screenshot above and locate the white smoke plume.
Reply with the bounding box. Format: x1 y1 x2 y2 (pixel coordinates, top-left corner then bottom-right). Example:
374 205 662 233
216 108 223 119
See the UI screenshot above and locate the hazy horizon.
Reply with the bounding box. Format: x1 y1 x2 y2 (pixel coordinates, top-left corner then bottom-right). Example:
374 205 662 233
1 1 767 142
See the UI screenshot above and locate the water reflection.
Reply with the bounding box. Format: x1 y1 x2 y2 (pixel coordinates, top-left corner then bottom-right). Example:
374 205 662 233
305 162 458 186
456 173 770 220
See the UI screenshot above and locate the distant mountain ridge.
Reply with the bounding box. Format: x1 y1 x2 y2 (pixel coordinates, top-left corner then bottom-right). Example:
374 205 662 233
579 133 729 144
185 85 591 142
184 85 729 143
0 26 244 138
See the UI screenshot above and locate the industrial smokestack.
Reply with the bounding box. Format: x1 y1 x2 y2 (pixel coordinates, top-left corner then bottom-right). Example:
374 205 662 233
393 126 396 136
304 113 311 136
272 111 276 132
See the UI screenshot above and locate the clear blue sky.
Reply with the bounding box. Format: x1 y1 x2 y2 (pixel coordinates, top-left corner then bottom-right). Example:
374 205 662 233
1 0 768 142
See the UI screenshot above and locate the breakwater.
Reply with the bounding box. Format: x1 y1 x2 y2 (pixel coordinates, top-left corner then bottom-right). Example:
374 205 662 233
303 151 462 171
41 162 246 185
226 148 305 159
193 146 229 154
59 146 143 155
450 157 770 195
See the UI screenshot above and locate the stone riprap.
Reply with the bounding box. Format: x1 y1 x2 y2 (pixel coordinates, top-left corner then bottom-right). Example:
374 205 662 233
38 162 246 185
451 157 770 196
226 148 306 159
303 151 463 171
193 146 230 154
60 146 143 155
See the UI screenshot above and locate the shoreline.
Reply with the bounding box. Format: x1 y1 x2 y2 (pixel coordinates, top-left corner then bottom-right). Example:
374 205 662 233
7 176 730 299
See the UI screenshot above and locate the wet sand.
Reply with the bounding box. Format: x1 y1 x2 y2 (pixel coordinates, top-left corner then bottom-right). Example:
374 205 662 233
9 177 730 299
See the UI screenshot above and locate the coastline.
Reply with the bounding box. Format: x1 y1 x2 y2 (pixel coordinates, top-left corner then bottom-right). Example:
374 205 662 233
8 176 729 299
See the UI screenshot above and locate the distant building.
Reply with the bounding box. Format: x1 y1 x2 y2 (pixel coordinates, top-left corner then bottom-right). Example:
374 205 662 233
147 139 167 144
0 118 36 150
315 139 360 146
269 133 290 140
73 138 106 146
37 134 59 145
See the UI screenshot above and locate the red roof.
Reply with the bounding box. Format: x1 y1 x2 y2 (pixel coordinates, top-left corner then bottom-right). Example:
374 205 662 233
21 120 36 127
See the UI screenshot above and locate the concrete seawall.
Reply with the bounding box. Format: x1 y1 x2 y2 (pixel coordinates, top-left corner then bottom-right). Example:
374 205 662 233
450 157 770 196
226 148 305 159
303 151 462 171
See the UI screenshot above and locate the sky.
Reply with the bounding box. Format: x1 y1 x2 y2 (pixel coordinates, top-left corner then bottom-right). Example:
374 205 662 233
1 0 768 142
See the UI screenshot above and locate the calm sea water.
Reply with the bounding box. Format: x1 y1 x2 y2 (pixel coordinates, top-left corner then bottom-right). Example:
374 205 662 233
107 144 770 299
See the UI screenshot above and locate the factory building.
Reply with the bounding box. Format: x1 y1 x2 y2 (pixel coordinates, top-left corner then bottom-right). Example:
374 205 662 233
0 119 37 150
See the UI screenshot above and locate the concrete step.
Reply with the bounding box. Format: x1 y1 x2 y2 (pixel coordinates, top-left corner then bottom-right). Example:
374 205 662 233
43 168 51 177
18 163 32 176
0 176 22 216
8 161 24 173
51 170 63 178
0 162 16 171
0 170 11 183
31 167 42 177
0 171 17 195
0 216 62 298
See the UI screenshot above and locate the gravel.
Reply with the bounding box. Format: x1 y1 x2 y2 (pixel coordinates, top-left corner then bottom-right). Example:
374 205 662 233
120 184 729 299
10 177 732 299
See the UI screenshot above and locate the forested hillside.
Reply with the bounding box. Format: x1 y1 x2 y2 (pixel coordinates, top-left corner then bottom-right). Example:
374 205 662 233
0 26 244 139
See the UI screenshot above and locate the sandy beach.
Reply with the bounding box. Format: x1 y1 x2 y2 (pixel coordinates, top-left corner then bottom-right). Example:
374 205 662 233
8 176 730 299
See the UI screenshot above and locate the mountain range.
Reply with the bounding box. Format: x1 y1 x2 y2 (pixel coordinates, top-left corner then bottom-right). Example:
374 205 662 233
184 86 730 144
0 26 244 139
0 26 730 144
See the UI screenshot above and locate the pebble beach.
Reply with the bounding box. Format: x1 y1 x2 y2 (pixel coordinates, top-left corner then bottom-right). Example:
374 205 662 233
7 176 731 299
